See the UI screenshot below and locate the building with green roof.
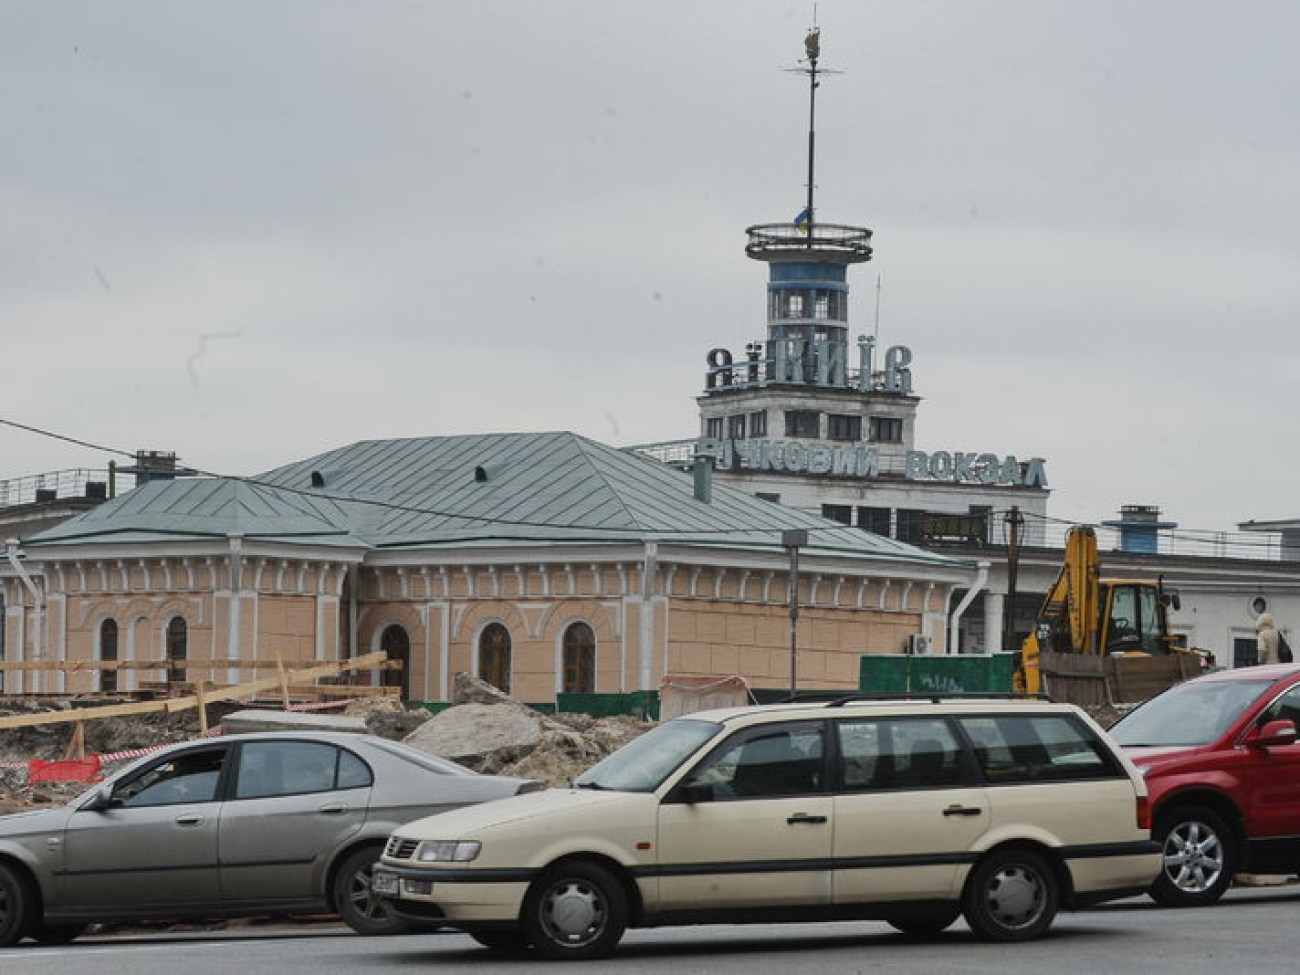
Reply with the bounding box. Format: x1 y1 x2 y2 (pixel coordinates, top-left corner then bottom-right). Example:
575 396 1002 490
5 431 979 702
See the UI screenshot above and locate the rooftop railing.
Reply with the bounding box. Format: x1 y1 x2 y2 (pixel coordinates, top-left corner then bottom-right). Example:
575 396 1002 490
0 469 113 508
745 222 874 261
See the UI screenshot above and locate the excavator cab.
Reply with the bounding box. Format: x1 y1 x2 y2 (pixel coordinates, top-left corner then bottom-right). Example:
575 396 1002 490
1101 581 1171 656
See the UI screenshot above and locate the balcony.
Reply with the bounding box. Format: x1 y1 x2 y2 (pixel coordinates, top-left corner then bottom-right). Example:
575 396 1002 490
745 222 873 262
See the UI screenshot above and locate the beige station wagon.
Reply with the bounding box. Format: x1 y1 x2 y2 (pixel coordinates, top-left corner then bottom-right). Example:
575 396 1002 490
374 695 1160 959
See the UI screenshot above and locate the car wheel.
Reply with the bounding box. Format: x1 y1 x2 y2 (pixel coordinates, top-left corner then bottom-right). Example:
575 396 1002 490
468 926 531 951
30 922 88 945
1151 805 1235 907
0 864 34 948
885 907 961 936
521 861 627 961
962 848 1058 942
333 847 412 936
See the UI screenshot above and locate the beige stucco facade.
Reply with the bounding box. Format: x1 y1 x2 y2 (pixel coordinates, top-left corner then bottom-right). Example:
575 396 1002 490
3 544 953 702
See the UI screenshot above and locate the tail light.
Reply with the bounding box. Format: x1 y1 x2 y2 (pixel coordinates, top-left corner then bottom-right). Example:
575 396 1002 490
1136 794 1151 830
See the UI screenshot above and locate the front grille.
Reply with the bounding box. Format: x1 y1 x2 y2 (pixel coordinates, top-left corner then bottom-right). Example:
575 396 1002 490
385 837 419 860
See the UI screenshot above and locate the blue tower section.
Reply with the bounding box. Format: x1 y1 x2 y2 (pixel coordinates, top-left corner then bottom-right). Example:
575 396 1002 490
743 221 872 387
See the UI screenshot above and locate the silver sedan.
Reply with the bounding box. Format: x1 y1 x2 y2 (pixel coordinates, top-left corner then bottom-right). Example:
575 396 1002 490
0 730 537 946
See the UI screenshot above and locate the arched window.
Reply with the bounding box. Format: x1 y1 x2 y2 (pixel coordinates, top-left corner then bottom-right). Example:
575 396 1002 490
167 617 188 686
99 618 119 693
380 624 411 700
478 623 511 695
562 621 596 694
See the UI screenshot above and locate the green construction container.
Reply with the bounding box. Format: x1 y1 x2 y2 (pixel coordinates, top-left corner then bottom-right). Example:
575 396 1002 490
859 654 1016 694
555 691 659 720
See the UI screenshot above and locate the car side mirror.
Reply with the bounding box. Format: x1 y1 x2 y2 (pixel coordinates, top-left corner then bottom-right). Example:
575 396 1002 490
677 781 715 804
81 785 116 812
1248 719 1297 750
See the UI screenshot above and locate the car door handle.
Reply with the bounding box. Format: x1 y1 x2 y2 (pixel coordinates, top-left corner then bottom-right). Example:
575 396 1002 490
175 814 204 826
942 805 982 817
787 813 828 825
318 802 350 815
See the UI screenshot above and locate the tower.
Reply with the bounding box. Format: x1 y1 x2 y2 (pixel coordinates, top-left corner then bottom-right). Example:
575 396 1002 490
697 28 921 498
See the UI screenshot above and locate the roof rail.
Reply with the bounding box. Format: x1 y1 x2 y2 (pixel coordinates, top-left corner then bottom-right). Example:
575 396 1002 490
823 692 1054 707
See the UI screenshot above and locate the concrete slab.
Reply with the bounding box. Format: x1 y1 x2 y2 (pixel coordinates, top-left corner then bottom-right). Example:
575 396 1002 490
221 709 368 735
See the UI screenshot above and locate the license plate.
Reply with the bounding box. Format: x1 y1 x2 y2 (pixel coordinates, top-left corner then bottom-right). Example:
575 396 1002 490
371 870 398 896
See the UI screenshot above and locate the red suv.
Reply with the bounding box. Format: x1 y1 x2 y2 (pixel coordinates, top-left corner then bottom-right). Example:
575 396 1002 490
1108 663 1300 907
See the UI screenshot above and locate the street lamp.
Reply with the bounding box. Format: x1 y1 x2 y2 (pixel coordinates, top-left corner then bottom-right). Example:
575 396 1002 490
782 529 809 697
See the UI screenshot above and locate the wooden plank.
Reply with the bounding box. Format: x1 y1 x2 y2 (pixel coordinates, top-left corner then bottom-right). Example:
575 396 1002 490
0 658 337 672
0 652 388 730
284 684 398 698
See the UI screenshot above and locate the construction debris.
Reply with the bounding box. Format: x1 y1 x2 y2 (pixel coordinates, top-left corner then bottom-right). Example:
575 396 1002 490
0 673 654 812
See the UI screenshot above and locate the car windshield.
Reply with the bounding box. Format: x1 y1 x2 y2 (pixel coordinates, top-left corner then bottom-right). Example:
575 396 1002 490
1110 678 1274 747
573 719 721 792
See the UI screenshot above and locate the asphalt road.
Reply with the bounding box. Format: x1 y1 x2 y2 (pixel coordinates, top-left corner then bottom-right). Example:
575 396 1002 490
5 887 1298 974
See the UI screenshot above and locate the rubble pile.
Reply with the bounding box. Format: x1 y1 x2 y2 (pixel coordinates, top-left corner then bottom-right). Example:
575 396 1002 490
0 674 655 814
401 674 653 786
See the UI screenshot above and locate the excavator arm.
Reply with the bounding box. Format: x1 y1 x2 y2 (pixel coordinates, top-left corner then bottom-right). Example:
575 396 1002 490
1015 525 1101 693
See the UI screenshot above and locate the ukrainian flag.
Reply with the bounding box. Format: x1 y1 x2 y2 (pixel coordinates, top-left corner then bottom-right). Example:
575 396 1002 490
793 207 812 233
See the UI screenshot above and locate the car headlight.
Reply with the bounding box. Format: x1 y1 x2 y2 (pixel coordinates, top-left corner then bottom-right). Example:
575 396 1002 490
415 840 481 863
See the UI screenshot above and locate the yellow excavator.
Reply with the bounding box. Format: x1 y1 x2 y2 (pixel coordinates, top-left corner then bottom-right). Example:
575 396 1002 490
1014 525 1202 697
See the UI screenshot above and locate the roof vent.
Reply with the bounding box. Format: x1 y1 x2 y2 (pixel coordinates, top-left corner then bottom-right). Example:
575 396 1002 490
310 471 326 487
692 453 712 503
474 466 489 483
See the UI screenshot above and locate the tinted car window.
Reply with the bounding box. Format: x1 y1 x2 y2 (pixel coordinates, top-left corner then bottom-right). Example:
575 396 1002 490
116 748 226 806
338 748 373 789
684 723 823 798
837 717 968 790
236 741 370 799
959 715 1116 782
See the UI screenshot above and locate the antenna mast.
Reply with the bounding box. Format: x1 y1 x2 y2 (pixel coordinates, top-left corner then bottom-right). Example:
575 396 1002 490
802 26 820 244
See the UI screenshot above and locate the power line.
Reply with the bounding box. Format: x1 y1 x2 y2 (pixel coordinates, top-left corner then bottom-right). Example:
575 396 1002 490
0 416 850 540
2 414 1285 549
0 418 137 460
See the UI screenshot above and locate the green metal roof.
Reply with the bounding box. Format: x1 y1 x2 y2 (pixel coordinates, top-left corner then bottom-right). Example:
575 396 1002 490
28 431 967 568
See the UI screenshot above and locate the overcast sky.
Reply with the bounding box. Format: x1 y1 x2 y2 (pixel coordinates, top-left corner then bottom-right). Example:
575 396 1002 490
4 2 1298 535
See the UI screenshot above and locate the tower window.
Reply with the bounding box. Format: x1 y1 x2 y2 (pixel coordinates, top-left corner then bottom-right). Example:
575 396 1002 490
821 504 852 525
749 411 768 437
858 506 892 536
785 293 805 318
784 410 820 439
827 414 862 441
869 416 904 443
727 414 747 439
705 417 723 439
897 509 925 544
